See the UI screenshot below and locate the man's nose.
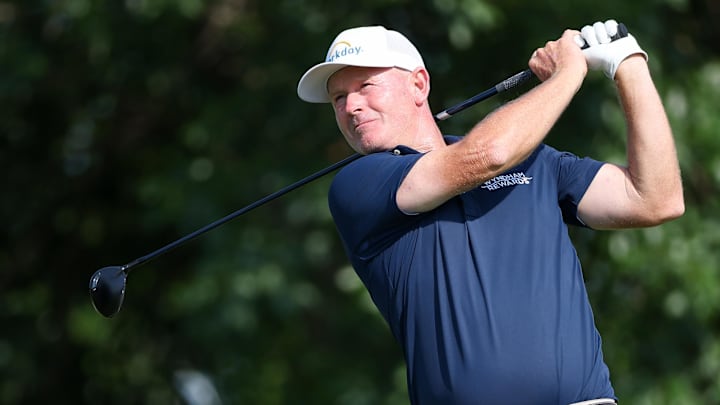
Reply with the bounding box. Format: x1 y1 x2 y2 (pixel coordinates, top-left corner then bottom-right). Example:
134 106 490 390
344 92 364 114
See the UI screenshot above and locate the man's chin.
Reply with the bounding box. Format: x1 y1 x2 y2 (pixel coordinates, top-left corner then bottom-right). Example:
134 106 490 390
357 144 390 155
345 130 391 155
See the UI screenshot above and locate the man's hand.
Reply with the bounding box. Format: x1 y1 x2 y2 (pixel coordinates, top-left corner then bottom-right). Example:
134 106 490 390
529 29 588 83
579 19 648 79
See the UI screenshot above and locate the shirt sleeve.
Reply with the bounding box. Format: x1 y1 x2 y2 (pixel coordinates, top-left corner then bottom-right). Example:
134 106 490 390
555 149 605 227
328 151 423 262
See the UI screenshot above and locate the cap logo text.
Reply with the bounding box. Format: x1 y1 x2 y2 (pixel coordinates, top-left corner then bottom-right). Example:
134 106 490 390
327 41 363 62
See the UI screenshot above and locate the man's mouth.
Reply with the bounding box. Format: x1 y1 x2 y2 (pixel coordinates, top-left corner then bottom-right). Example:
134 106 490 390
353 118 375 132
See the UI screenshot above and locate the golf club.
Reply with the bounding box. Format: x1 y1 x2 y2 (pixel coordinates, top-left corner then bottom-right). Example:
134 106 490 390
88 69 534 318
89 22 629 318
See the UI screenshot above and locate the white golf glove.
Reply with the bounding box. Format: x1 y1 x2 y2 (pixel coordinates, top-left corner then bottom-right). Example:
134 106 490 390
577 19 648 79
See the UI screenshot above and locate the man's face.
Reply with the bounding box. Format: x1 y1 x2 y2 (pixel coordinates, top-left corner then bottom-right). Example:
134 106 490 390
327 66 416 154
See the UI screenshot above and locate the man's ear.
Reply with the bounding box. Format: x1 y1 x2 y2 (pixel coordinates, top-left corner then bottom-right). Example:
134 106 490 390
410 67 431 106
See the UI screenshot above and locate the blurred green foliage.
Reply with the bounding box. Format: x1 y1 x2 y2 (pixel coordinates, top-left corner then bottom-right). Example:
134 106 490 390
1 0 719 403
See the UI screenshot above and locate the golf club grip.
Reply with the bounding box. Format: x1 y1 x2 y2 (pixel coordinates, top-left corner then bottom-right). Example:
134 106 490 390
434 69 534 121
495 69 535 92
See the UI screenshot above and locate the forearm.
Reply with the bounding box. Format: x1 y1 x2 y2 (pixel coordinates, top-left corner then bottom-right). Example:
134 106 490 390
455 29 588 187
615 56 684 217
460 68 584 177
397 71 583 214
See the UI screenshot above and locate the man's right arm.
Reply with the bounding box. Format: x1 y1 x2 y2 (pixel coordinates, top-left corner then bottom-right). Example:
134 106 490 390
397 30 588 214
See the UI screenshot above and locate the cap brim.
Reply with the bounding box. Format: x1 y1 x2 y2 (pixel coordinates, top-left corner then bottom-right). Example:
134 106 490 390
297 59 395 103
297 63 347 103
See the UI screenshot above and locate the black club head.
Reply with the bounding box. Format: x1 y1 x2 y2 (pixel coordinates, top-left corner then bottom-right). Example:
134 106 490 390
89 266 127 317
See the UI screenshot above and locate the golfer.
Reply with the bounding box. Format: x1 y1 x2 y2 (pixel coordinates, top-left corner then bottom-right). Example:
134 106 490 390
297 20 683 404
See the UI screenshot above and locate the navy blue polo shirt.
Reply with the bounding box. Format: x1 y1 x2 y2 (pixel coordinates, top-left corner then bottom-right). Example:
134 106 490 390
328 136 615 404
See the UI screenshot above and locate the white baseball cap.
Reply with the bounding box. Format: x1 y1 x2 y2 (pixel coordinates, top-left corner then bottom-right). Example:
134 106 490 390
297 26 426 103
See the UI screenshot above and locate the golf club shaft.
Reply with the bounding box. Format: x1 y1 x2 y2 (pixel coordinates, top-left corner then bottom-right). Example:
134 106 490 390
120 69 536 273
122 152 362 272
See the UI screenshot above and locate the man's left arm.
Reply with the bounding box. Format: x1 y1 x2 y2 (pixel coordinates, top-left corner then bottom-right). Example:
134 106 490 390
578 54 684 229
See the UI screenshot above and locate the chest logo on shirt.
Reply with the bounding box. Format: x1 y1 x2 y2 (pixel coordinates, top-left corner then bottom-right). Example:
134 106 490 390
480 172 533 191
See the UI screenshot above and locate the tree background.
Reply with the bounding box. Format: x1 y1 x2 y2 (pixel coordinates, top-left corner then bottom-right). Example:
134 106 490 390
1 0 719 403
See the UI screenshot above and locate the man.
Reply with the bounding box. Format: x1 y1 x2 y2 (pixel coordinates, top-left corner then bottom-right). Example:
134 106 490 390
297 20 684 404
